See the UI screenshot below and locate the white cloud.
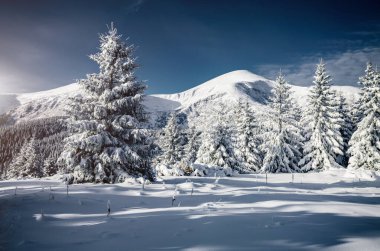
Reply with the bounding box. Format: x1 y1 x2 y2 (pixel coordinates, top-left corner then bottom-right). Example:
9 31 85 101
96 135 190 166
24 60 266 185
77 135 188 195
256 47 380 86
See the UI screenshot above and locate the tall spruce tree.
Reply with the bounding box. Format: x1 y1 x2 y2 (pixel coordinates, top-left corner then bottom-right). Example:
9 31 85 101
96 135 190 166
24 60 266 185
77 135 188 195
60 24 153 183
299 60 344 171
262 73 303 173
352 62 376 131
184 126 201 165
336 92 353 167
233 100 262 173
348 63 380 170
196 104 237 169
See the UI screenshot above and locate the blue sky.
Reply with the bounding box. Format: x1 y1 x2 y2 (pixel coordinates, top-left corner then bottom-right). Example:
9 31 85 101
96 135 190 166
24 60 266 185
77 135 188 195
0 0 379 94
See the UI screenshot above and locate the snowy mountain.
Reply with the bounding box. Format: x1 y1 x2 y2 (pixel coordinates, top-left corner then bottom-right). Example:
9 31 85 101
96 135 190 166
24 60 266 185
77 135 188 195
151 70 274 111
0 83 79 122
0 70 360 124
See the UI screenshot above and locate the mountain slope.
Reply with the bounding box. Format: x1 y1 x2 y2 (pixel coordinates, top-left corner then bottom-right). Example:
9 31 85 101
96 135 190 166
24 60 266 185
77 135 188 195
0 84 79 122
153 70 274 110
0 70 360 124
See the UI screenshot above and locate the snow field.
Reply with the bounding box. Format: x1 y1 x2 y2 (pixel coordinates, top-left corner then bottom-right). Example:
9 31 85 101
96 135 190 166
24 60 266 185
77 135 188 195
1 169 380 250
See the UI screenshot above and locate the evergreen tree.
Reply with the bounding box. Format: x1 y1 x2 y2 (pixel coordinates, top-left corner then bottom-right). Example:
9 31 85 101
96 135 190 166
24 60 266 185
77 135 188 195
335 92 353 167
6 138 42 178
60 24 153 183
299 60 344 171
184 126 201 165
196 104 237 169
351 99 363 133
262 73 303 173
233 100 261 173
43 155 59 177
157 113 187 166
348 63 380 170
352 63 377 126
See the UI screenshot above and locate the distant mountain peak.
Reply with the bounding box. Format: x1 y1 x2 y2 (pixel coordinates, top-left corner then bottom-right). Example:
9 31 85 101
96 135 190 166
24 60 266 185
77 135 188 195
0 70 360 124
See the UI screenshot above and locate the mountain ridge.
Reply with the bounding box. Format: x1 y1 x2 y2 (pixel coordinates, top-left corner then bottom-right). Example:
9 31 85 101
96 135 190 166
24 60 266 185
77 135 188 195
0 70 360 124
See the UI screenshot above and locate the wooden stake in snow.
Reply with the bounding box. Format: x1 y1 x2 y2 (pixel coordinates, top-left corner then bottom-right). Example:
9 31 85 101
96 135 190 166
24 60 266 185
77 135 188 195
172 195 176 207
191 187 194 196
142 177 145 191
172 187 177 206
292 173 294 183
215 176 220 184
266 173 268 184
107 200 111 217
66 184 69 196
14 186 17 196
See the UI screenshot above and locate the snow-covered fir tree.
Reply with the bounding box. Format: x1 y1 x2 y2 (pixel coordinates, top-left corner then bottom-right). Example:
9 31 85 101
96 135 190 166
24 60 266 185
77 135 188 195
299 60 344 171
351 99 363 133
233 100 262 173
60 24 153 183
157 113 187 167
6 138 42 179
261 73 303 173
352 62 377 128
184 126 201 166
196 103 237 169
43 155 59 177
348 63 380 170
335 92 353 167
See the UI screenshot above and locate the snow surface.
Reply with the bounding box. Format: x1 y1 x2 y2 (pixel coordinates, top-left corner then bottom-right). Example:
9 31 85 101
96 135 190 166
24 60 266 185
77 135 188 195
1 169 380 250
0 70 360 123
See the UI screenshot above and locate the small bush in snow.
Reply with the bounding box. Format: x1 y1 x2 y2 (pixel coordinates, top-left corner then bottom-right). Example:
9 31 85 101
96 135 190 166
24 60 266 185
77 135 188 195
189 163 234 177
155 164 184 177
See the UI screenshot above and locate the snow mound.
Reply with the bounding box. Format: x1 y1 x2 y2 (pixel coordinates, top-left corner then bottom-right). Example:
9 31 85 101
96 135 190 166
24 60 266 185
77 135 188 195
344 169 379 181
190 163 235 177
155 164 185 177
154 163 235 177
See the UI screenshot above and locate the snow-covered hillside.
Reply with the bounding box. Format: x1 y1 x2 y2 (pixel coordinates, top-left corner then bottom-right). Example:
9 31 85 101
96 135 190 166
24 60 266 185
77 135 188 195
0 70 360 123
0 83 80 121
153 70 275 111
1 169 379 250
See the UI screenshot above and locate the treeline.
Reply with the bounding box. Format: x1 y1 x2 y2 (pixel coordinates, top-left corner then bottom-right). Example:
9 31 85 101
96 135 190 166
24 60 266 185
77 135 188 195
0 117 67 178
154 61 380 174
